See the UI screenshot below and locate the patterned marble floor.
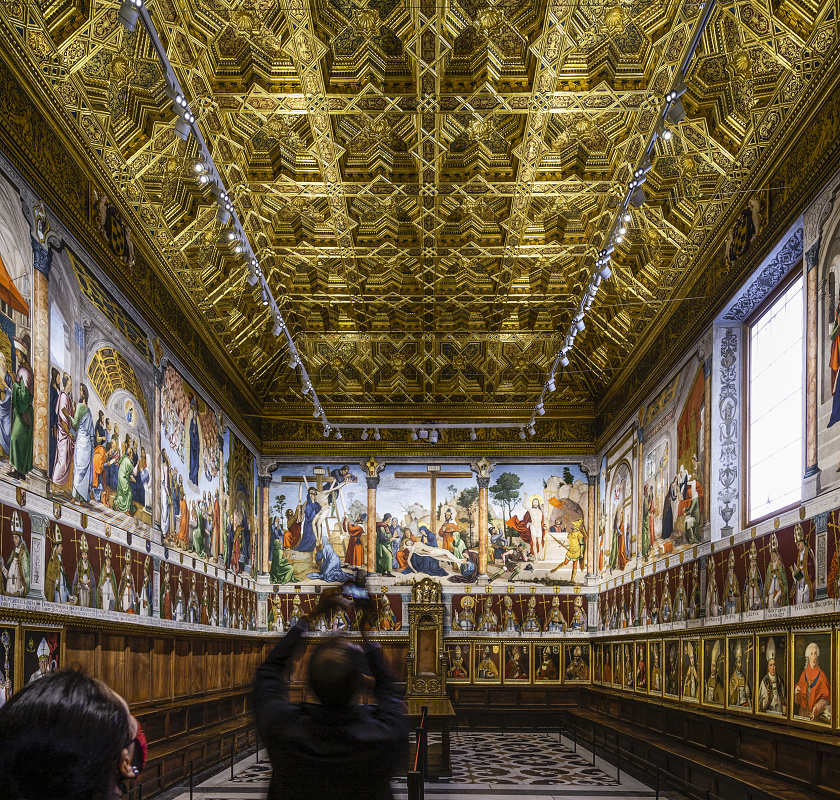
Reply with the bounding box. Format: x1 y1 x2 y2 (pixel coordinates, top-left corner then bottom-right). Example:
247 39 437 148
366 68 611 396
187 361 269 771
167 733 662 800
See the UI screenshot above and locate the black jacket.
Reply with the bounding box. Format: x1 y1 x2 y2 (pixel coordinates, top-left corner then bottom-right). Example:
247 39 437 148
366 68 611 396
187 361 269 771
254 624 408 800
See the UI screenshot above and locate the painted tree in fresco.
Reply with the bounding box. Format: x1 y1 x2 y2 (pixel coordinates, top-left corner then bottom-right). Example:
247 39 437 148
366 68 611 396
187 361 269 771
457 487 479 546
490 472 523 539
273 494 287 520
563 467 574 485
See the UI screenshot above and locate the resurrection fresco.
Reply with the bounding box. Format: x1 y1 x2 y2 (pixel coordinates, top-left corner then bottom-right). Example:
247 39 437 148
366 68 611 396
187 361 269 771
267 461 590 585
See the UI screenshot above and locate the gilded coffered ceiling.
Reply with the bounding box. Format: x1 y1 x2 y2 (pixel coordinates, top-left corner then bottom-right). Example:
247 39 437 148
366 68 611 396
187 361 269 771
0 0 837 443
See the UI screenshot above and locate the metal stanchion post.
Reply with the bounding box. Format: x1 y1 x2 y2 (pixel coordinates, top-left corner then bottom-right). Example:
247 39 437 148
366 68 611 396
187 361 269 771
616 743 621 783
573 719 577 753
656 765 660 799
230 742 235 780
189 761 194 800
419 728 428 780
407 770 423 800
592 728 595 766
559 717 563 746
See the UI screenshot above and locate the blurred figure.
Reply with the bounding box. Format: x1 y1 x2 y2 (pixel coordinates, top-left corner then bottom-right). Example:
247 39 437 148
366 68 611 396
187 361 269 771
0 669 146 800
254 591 407 800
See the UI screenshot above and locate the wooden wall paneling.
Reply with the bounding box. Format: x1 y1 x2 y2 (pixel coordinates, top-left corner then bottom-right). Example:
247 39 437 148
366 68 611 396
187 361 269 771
64 629 97 675
192 638 206 695
817 747 840 798
128 637 151 706
738 729 772 772
152 637 173 702
205 639 219 692
174 638 190 697
219 639 232 689
100 634 126 696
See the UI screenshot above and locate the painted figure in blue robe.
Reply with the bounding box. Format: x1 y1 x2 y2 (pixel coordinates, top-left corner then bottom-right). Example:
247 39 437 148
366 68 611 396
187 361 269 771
188 398 200 485
295 487 320 553
402 526 447 577
269 515 284 564
308 538 350 583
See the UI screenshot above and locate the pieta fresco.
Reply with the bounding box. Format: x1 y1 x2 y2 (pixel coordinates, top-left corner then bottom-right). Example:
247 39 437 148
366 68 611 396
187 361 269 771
267 461 590 585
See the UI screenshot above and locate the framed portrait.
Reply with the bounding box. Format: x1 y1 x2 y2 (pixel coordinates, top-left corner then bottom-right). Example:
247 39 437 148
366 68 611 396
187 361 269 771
791 631 831 727
593 643 603 684
648 640 663 696
612 643 623 687
681 638 700 703
535 644 561 682
445 642 470 682
664 638 680 698
21 627 62 687
635 641 648 692
702 637 725 708
503 643 531 682
756 633 788 718
474 643 502 683
564 643 590 684
603 642 613 685
623 642 634 690
726 636 755 713
0 623 18 702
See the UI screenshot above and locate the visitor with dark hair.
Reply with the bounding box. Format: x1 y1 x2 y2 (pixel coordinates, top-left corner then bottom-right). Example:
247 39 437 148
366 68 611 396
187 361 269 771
0 668 146 800
254 589 408 800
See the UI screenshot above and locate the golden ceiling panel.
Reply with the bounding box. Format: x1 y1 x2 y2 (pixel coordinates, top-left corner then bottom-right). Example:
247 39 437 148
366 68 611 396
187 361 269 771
0 0 838 436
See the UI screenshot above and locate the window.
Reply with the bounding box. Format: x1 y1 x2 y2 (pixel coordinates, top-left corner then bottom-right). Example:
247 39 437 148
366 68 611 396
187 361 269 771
748 274 803 522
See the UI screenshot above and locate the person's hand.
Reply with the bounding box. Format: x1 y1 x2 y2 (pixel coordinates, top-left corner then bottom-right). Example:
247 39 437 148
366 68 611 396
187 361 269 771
303 587 351 624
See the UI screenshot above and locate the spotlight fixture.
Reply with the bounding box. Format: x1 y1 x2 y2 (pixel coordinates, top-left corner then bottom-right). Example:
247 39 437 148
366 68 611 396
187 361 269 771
313 405 322 417
118 0 142 31
290 355 300 370
615 235 624 243
418 428 428 439
664 80 688 104
216 207 230 225
260 287 269 305
599 263 612 279
527 423 536 436
411 428 419 441
302 381 312 395
663 128 673 141
247 267 259 286
234 244 243 254
323 425 331 438
429 429 439 445
519 426 526 440
361 428 369 441
629 187 646 207
228 231 237 241
469 427 477 441
536 401 545 415
619 226 627 235
373 428 381 441
560 353 570 367
546 375 556 392
623 212 632 223
272 320 285 336
334 428 342 440
574 316 585 332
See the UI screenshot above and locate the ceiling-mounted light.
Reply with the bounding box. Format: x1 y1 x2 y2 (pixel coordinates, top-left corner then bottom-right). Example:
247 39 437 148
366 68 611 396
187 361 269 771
247 267 259 286
574 317 585 332
546 375 556 392
290 355 300 370
560 353 570 367
623 212 632 223
334 428 342 440
527 423 536 436
361 428 369 441
411 428 419 441
272 320 285 336
261 287 269 305
418 428 428 439
373 428 381 441
227 231 237 241
234 244 243 254
599 263 612 280
615 235 624 243
469 427 477 441
593 274 603 288
118 0 143 31
536 401 545 416
429 429 439 444
619 226 627 235
313 405 322 417
323 425 331 438
216 207 230 225
519 426 526 440
629 187 646 208
665 80 688 104
302 380 312 395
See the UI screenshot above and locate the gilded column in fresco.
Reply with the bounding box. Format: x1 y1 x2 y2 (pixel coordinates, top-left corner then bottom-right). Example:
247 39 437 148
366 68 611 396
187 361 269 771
471 458 495 578
259 475 271 574
366 475 379 574
804 247 821 498
702 354 713 536
580 458 599 584
31 240 52 483
363 458 385 574
153 365 163 538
